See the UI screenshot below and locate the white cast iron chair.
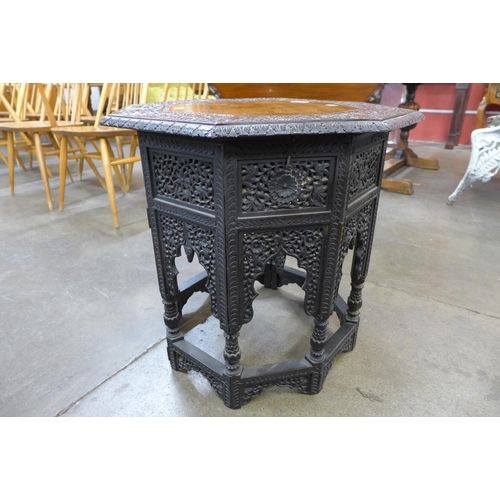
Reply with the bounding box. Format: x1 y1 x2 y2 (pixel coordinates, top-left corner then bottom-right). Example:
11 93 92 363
448 115 500 204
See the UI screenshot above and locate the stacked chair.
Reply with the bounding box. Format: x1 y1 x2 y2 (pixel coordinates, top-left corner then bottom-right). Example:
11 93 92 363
0 83 87 209
53 83 146 228
0 83 211 227
0 83 32 172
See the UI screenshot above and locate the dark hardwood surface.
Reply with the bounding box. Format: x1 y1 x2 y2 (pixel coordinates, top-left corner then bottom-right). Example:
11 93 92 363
446 84 471 150
209 83 384 104
168 99 357 116
104 98 424 137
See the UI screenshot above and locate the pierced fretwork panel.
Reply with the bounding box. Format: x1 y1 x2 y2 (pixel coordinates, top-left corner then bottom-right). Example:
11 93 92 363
151 150 215 210
348 142 383 201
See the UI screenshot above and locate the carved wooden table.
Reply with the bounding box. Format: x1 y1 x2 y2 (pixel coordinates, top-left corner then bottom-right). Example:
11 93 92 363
102 98 423 409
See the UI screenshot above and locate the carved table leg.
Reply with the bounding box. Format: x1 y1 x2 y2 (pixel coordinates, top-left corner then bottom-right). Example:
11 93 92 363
164 297 183 370
162 262 185 371
223 329 242 375
309 317 329 362
342 200 378 352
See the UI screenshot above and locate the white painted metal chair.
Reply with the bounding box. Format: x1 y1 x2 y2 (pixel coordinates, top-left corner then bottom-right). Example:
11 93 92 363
447 115 500 204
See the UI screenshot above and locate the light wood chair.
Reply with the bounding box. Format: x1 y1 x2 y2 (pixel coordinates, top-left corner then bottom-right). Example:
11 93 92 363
161 83 210 101
0 83 32 170
53 83 211 227
53 83 147 228
0 83 86 209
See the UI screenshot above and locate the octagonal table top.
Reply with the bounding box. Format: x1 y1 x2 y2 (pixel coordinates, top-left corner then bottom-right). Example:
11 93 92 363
101 98 425 138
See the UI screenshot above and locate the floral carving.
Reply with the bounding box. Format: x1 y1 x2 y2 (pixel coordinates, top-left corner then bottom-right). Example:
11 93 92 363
348 143 383 200
269 171 299 204
159 215 184 293
152 150 214 210
241 158 331 212
185 223 218 315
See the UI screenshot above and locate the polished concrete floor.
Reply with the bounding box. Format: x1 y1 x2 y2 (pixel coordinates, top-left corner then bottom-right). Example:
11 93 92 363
1 142 499 417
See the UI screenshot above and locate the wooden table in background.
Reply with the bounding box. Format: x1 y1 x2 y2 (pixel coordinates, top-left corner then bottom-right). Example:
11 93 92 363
382 83 440 195
445 84 471 150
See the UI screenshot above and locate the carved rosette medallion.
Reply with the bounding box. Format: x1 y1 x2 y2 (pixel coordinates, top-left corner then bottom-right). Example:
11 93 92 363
240 158 332 212
269 170 300 204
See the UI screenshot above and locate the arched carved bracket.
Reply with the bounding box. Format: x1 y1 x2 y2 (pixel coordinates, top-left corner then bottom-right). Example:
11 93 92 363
159 215 218 318
241 227 324 324
331 201 375 317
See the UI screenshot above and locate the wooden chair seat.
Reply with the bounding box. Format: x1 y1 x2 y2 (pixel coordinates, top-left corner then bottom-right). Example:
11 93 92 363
0 120 83 133
53 124 137 138
80 115 97 124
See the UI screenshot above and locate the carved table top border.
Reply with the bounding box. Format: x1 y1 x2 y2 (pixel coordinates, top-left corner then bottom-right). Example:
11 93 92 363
101 99 424 138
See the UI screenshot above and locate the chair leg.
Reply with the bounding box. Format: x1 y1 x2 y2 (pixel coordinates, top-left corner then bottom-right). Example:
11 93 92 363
78 137 88 180
476 101 488 129
73 136 106 189
104 142 126 194
19 132 34 169
116 137 132 184
33 133 53 210
15 150 27 171
100 138 120 228
59 136 68 211
6 132 28 171
7 131 15 195
125 135 138 192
